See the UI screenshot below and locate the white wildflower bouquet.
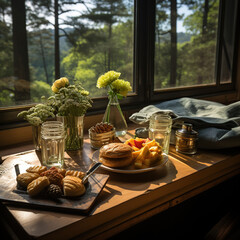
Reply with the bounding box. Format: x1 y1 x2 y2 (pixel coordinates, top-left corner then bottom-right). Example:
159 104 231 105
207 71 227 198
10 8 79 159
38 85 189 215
17 104 55 126
48 77 92 116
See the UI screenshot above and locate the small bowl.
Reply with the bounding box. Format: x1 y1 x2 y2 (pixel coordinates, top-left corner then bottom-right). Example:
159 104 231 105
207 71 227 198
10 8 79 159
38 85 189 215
89 127 116 149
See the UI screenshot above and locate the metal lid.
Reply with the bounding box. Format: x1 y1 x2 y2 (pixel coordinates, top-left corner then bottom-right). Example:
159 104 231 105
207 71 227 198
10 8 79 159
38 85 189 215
176 123 198 138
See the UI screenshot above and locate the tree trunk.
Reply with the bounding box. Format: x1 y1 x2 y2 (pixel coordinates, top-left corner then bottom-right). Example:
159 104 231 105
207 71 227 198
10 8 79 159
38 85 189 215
202 0 209 36
170 0 177 87
11 0 30 103
107 22 112 71
54 0 60 79
198 0 209 85
39 33 49 84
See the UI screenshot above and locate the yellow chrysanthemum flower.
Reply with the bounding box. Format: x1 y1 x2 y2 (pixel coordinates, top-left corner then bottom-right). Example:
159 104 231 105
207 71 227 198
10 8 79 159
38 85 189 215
51 84 59 93
111 79 132 97
97 71 121 88
61 77 69 86
52 77 69 93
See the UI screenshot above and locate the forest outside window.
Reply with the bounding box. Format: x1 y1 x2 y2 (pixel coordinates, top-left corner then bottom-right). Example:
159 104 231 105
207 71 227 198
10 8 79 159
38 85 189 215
0 0 134 108
151 0 238 101
0 0 239 123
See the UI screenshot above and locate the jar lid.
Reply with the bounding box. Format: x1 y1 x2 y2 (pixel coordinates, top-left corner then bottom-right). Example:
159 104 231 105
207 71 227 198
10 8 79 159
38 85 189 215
176 123 198 138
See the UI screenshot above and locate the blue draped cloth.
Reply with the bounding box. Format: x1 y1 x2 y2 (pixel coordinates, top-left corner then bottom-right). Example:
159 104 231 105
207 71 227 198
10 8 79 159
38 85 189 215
129 97 240 149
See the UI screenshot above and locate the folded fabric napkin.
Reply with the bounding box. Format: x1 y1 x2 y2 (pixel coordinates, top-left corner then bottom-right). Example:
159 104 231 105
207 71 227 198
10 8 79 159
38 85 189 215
129 97 240 149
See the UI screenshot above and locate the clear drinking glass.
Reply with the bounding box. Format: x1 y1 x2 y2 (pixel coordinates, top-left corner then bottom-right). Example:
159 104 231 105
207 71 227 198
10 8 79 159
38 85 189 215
41 121 65 167
148 112 172 154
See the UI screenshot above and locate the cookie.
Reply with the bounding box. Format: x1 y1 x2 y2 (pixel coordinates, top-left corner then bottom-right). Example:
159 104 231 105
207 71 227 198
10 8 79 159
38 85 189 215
65 170 85 179
27 176 50 197
26 165 47 174
63 176 85 197
16 172 40 189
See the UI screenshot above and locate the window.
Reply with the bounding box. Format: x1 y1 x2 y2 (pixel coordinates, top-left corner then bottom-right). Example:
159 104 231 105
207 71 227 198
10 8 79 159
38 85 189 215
0 0 239 128
149 0 239 102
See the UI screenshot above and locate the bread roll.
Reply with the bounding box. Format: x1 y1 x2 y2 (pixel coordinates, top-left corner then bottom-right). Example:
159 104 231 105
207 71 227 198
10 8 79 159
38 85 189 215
100 143 132 159
99 143 133 168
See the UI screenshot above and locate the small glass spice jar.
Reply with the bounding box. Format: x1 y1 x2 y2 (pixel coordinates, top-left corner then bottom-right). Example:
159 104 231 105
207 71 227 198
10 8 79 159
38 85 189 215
175 123 198 155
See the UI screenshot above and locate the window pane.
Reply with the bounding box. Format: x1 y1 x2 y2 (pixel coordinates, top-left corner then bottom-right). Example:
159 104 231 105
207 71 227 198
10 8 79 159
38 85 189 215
0 0 134 108
0 1 14 107
60 0 134 98
154 0 220 90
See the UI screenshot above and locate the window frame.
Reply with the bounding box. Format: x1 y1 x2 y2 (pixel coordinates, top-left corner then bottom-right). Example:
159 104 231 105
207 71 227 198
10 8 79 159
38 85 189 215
0 0 240 131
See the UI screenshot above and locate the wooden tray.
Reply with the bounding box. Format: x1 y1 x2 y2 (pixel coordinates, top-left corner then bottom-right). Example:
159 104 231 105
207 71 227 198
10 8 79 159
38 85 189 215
0 162 109 214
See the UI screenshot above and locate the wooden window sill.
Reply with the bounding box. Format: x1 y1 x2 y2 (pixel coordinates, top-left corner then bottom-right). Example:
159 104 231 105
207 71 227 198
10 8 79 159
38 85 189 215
0 126 239 239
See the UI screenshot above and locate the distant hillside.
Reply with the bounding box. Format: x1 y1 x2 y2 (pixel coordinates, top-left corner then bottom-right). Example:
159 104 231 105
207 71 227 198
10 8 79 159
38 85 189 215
159 32 191 43
178 32 191 43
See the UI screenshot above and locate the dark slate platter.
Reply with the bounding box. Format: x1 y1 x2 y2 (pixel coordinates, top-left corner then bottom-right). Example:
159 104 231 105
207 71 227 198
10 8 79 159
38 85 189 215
0 161 109 214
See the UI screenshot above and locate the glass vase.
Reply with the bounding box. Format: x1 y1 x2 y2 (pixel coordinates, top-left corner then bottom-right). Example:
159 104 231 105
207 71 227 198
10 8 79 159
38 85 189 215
57 115 84 151
32 125 41 151
103 94 128 137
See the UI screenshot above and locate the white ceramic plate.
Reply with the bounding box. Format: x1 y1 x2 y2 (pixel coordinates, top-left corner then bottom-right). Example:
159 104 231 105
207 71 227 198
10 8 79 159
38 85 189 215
91 150 168 174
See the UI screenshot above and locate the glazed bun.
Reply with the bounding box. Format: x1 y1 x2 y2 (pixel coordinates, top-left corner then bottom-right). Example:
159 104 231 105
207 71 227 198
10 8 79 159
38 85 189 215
99 143 133 168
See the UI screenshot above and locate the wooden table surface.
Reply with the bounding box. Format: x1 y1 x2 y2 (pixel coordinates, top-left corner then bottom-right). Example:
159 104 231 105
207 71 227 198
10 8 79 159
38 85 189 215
0 131 240 240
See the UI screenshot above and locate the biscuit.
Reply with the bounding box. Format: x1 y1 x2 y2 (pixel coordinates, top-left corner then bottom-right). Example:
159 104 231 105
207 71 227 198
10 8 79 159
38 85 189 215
65 170 85 179
16 172 40 189
26 165 47 174
27 176 50 197
63 176 85 197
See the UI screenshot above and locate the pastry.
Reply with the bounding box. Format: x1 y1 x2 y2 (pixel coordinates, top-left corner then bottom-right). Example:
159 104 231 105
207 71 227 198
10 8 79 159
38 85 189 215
65 170 85 179
58 168 66 177
47 166 66 177
63 176 85 197
99 143 133 168
27 176 50 197
16 172 40 189
40 169 63 187
26 165 47 174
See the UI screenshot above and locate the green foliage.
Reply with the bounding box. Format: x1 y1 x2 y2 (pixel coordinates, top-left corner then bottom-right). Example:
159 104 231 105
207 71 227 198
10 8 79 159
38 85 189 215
0 0 221 107
30 80 52 103
155 0 219 88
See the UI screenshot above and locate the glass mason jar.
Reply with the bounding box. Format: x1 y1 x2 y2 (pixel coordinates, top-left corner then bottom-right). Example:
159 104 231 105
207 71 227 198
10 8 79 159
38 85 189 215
41 121 65 167
148 112 172 154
